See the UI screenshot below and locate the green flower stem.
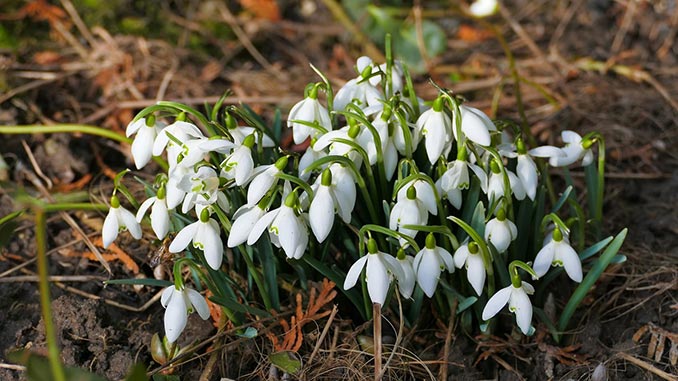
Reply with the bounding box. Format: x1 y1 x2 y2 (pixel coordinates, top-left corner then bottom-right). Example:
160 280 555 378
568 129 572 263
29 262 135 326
34 208 66 381
42 203 108 213
212 206 273 312
277 173 314 200
448 216 495 294
594 137 606 239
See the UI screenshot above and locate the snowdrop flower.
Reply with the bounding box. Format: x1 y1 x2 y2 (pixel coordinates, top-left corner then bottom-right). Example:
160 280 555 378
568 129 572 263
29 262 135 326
500 139 563 201
454 241 486 296
248 191 308 259
287 85 332 144
126 116 163 169
368 60 404 94
298 140 326 182
169 209 223 270
415 97 453 164
549 130 594 167
343 238 405 306
246 156 288 206
309 166 356 242
102 195 142 248
395 178 438 217
178 166 221 213
436 148 482 209
165 165 190 209
469 0 498 17
152 120 204 158
135 186 171 239
227 202 268 248
413 234 455 297
333 56 383 112
486 159 526 203
533 227 582 282
220 134 255 186
313 122 372 168
453 105 494 147
367 109 399 180
395 249 415 299
484 209 517 253
482 281 534 335
224 112 275 147
390 185 430 244
161 284 210 343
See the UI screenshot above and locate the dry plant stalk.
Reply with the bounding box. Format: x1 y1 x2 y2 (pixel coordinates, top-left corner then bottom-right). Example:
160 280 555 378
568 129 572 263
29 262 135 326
267 279 337 353
633 323 678 366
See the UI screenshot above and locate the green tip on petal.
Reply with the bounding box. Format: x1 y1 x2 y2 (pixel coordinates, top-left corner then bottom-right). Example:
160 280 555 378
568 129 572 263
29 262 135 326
321 168 332 186
199 208 210 222
367 238 378 254
425 233 436 249
406 185 417 200
110 195 120 208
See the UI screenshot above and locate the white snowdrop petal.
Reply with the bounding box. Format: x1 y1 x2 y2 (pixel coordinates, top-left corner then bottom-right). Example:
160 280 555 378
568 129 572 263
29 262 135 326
557 243 583 282
344 256 368 290
247 209 278 245
228 207 263 247
151 198 170 239
119 207 142 239
482 286 512 320
510 288 533 335
467 254 486 296
437 247 455 273
102 209 119 249
169 222 199 253
454 245 470 269
135 197 155 223
185 288 210 320
160 286 174 308
366 255 390 305
309 186 335 243
164 292 188 343
200 221 223 270
416 249 441 298
533 242 556 277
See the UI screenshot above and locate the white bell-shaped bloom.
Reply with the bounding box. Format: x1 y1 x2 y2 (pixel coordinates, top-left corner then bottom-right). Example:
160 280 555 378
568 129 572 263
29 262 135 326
135 189 170 239
368 60 404 94
220 135 255 186
313 124 372 168
453 105 494 147
169 213 223 270
485 161 526 203
165 165 190 209
248 193 308 259
395 252 415 299
454 241 486 296
298 143 327 182
126 117 164 169
102 196 142 248
227 203 267 247
413 234 455 297
396 178 438 216
482 281 534 335
343 239 405 306
287 89 332 145
333 57 383 112
367 112 399 180
469 0 498 17
533 228 582 282
389 185 430 244
246 156 287 206
436 158 482 209
161 285 210 343
309 166 356 243
484 211 518 253
152 121 204 157
549 130 594 167
178 166 221 213
500 141 563 201
415 99 453 164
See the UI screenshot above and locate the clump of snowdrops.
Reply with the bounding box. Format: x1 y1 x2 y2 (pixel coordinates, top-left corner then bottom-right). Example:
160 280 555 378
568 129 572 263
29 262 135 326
104 50 626 348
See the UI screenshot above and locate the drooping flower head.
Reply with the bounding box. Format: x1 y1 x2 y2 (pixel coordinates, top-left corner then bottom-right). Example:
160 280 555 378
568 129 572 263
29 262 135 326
161 284 210 343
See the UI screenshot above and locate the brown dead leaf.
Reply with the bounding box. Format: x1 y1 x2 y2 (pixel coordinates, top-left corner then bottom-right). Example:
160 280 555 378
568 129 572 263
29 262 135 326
457 24 494 42
239 0 281 21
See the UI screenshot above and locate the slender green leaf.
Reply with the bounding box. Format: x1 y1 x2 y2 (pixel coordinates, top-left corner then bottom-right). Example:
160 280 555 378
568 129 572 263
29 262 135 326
105 278 173 287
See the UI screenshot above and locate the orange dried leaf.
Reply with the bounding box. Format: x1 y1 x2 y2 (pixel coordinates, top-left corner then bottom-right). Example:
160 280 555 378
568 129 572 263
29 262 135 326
457 24 494 42
239 0 281 21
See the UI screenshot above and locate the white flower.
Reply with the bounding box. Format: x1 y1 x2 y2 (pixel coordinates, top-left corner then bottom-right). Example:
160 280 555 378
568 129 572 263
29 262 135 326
309 166 356 243
549 130 594 167
389 185 431 244
169 215 223 270
135 190 170 239
413 234 455 297
395 253 415 299
178 166 221 213
220 135 255 186
484 213 518 253
298 142 327 182
469 0 498 17
161 285 210 343
486 164 526 203
368 60 404 94
246 157 287 206
227 203 267 247
533 229 582 282
343 239 405 306
313 124 372 168
453 105 494 147
102 196 142 248
126 117 163 169
482 282 534 335
248 193 308 259
436 158 482 209
500 141 563 201
165 165 190 209
288 91 332 145
333 57 383 112
415 100 453 164
367 112 399 180
454 241 486 296
152 121 204 158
